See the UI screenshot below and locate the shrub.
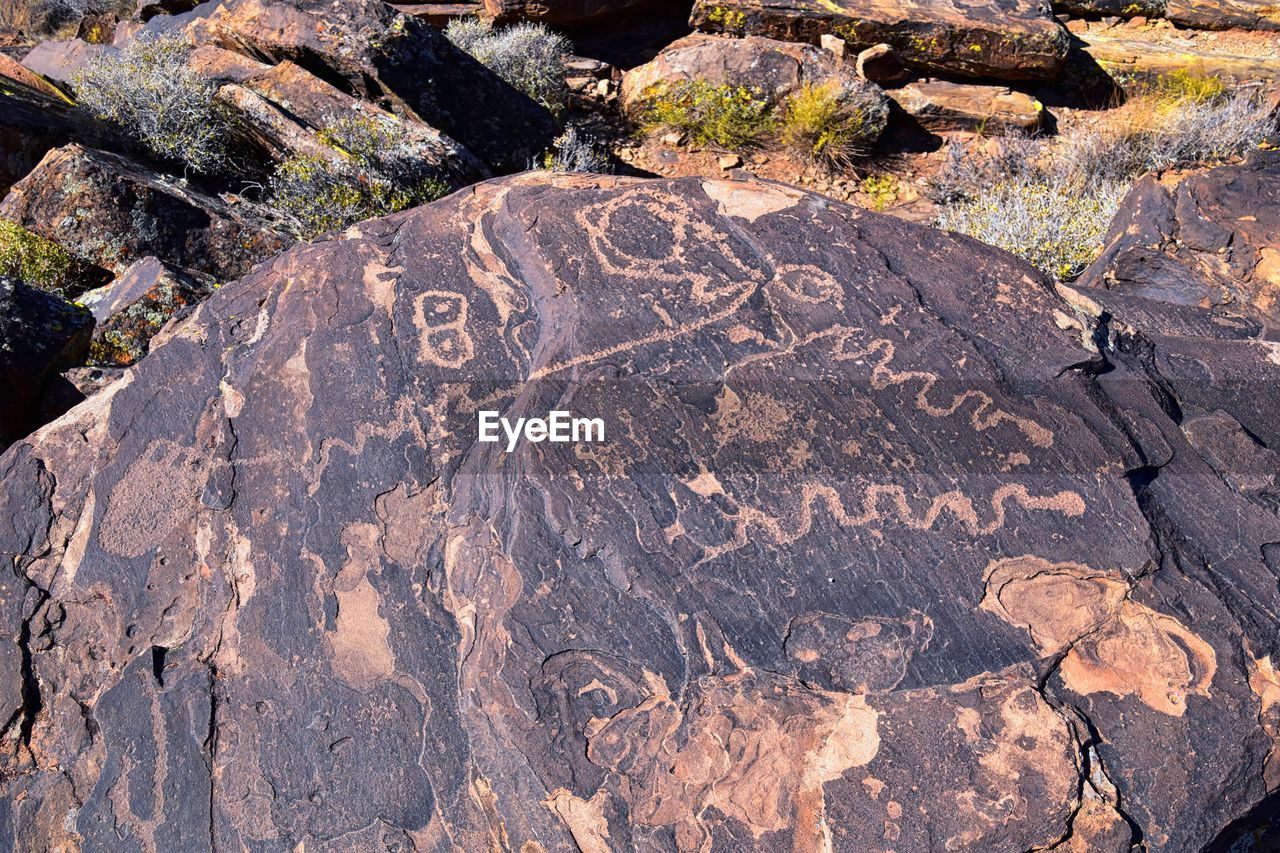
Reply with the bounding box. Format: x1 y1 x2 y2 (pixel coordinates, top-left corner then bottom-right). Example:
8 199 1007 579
780 80 886 167
0 219 86 296
445 18 571 114
935 176 1128 281
929 82 1275 280
541 127 611 173
271 113 451 239
73 35 230 174
1154 68 1227 104
637 80 774 149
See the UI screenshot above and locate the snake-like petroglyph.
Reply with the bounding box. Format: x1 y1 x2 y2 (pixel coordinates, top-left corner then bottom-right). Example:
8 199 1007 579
694 482 1085 563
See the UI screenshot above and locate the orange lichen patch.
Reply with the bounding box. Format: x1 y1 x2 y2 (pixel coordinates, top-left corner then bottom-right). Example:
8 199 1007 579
544 789 612 853
327 522 395 690
981 556 1217 717
701 179 804 222
587 673 879 851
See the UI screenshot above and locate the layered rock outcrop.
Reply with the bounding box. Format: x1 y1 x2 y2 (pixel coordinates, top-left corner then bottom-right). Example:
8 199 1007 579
688 0 1071 80
0 172 1277 850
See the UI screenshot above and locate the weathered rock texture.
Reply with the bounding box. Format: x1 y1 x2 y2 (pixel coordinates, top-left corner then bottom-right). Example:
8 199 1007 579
1078 153 1280 335
80 257 216 366
148 0 558 172
688 0 1070 80
0 277 93 451
0 144 292 281
894 80 1044 133
482 0 666 25
0 83 76 198
0 172 1278 850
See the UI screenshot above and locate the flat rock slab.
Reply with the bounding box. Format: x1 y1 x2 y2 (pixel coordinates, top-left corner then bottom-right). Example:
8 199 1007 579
1075 29 1280 86
483 0 660 24
1165 0 1280 30
688 0 1070 80
0 144 292 281
894 80 1044 133
0 173 1277 850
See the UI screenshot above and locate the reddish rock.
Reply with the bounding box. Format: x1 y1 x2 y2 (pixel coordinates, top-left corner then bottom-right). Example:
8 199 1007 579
895 80 1044 133
1165 0 1280 29
19 38 113 87
689 0 1070 80
79 257 216 366
482 0 667 25
1077 153 1280 335
155 0 558 172
0 82 76 197
0 172 1276 849
0 144 292 281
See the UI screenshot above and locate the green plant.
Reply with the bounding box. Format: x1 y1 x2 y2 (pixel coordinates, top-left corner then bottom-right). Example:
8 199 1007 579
859 174 898 211
72 34 231 174
936 176 1127 281
780 80 885 167
445 17 571 114
637 80 774 149
706 5 746 31
270 113 451 239
1153 68 1226 104
0 220 84 296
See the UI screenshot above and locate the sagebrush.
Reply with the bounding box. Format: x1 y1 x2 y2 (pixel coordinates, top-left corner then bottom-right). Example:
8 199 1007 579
271 113 451 239
931 82 1276 280
73 35 231 174
445 18 571 114
541 127 611 173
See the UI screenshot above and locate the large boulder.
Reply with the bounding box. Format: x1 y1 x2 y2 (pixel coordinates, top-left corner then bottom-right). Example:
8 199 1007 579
0 276 93 450
622 32 882 109
0 144 292 281
621 33 890 150
1077 153 1280 336
151 0 558 172
0 172 1277 849
1073 26 1280 87
688 0 1070 80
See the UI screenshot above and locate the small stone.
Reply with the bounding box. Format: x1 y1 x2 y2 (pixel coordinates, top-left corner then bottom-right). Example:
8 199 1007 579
596 79 612 97
1128 15 1148 26
1066 18 1089 33
820 34 848 60
660 131 685 147
855 43 912 87
718 153 743 170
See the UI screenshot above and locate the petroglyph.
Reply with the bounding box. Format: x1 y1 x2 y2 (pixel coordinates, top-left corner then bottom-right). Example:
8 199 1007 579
328 522 395 690
413 289 476 369
696 482 1085 562
981 556 1218 716
99 439 208 558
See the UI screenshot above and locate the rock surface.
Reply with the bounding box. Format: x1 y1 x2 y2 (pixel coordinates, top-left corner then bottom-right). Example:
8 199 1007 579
0 83 76 198
0 172 1277 849
79 257 216 366
622 32 887 115
1077 153 1280 335
1074 28 1280 86
894 80 1044 133
482 0 665 25
0 276 93 451
150 0 558 172
0 144 292 281
688 0 1071 80
1165 0 1280 30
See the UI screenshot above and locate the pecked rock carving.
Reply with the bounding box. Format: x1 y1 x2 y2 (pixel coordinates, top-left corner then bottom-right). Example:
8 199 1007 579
1 173 1279 849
